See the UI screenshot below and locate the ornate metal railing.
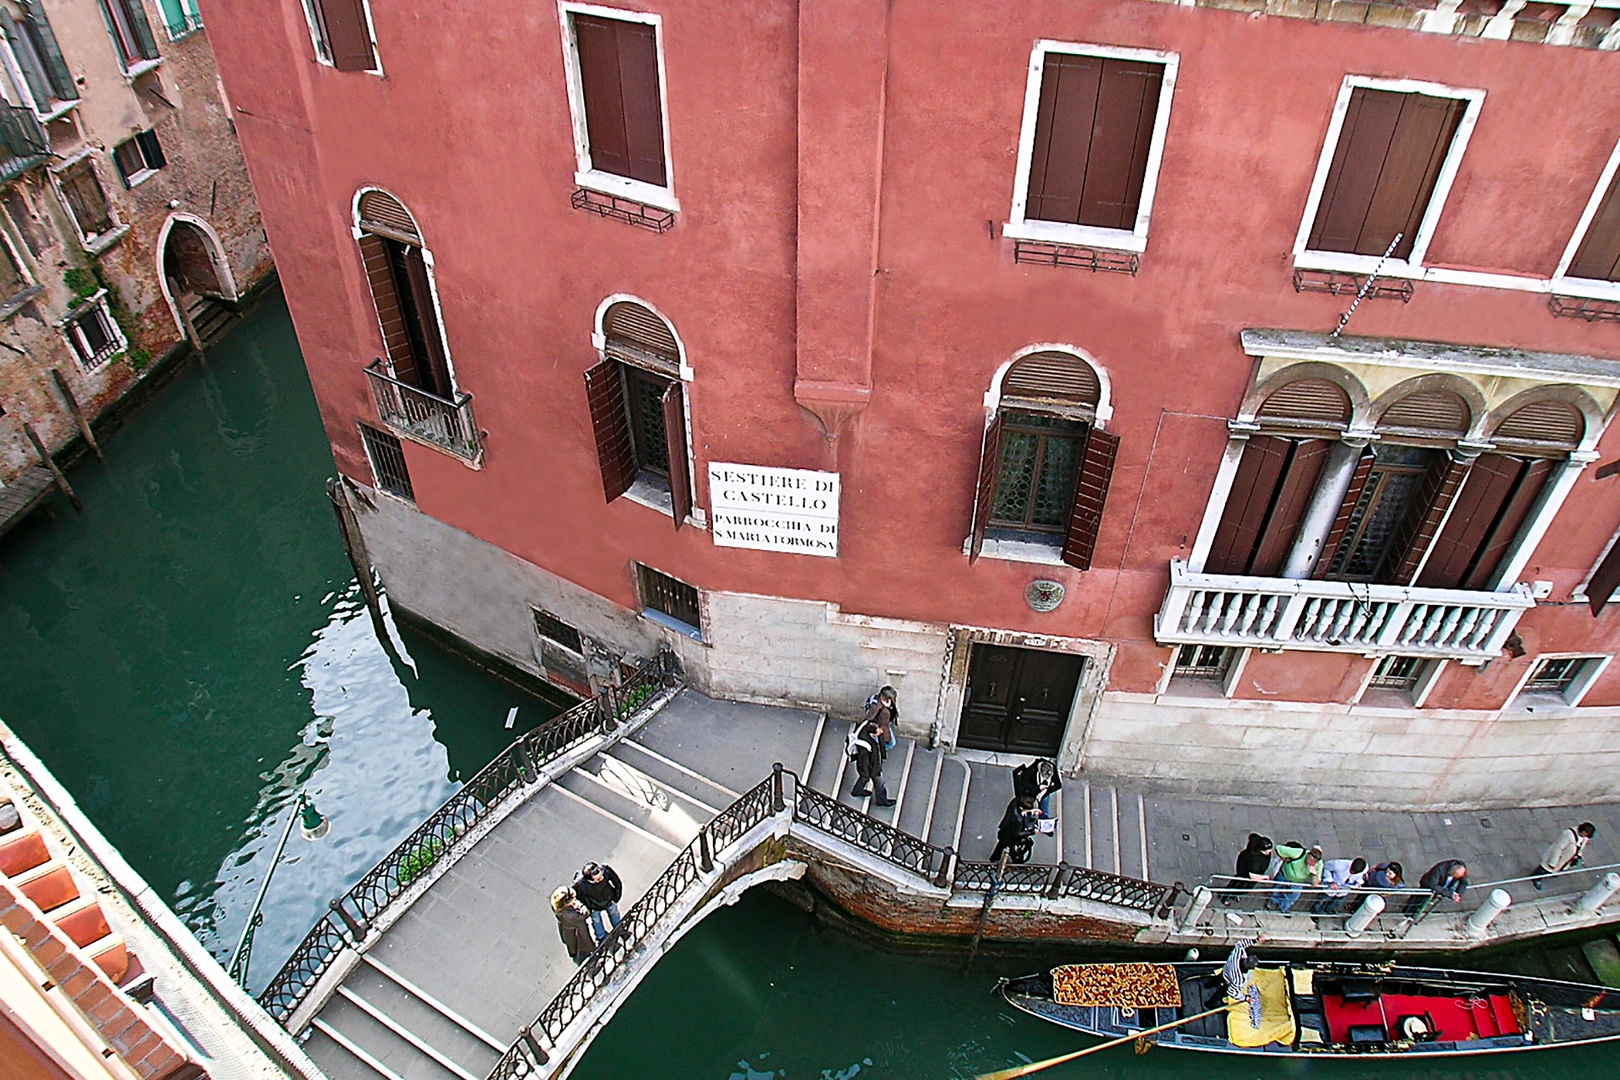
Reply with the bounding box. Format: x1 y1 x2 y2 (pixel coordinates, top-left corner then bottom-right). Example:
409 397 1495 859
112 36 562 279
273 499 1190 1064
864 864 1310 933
951 859 1180 916
365 359 482 463
790 784 953 886
491 770 785 1078
0 104 47 186
258 653 678 1024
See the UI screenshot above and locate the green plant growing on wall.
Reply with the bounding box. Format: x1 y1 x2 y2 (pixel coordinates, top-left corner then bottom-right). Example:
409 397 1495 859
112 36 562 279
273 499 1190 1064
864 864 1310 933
125 347 151 372
63 265 147 371
395 834 448 888
63 267 100 301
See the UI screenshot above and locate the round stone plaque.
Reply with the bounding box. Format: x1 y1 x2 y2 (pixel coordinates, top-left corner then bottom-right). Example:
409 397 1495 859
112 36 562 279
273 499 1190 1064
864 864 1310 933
1025 579 1065 613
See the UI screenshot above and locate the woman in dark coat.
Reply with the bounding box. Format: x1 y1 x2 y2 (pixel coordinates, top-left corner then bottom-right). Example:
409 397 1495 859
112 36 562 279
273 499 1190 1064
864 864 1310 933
1226 833 1274 898
990 795 1040 863
551 886 594 964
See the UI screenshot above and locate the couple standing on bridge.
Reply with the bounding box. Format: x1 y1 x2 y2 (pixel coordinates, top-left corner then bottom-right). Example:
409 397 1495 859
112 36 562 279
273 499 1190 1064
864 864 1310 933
550 861 625 964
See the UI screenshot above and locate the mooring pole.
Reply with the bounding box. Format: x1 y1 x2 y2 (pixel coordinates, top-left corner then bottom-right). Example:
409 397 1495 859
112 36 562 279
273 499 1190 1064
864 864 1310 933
49 369 102 461
963 851 1010 972
326 477 385 632
23 423 81 511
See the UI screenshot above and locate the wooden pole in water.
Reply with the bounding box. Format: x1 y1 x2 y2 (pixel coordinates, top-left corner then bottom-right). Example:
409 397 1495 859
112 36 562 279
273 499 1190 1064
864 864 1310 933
23 423 81 511
976 1005 1229 1080
327 477 387 632
50 368 102 461
963 850 1010 972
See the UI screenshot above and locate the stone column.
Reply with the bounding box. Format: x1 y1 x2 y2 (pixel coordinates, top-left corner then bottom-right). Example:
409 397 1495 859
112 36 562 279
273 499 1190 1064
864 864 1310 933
1280 435 1371 580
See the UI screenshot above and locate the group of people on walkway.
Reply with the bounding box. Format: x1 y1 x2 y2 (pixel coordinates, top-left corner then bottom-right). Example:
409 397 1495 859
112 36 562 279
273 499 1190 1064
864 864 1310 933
991 759 1063 864
550 861 624 965
1226 820 1597 919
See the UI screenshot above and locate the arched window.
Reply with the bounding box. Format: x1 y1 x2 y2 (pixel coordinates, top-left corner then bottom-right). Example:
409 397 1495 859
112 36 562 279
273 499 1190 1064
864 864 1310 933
583 299 692 528
357 190 454 401
969 350 1118 569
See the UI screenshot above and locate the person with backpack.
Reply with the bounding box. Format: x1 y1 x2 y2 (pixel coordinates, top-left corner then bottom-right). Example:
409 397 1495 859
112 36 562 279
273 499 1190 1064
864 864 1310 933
1533 822 1595 890
991 795 1041 864
1012 758 1062 819
849 717 894 806
1266 842 1322 913
864 686 898 754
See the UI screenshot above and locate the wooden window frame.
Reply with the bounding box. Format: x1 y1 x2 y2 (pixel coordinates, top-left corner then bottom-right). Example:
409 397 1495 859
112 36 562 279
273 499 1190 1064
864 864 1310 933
0 3 80 120
353 190 460 401
358 421 414 502
97 0 160 74
1293 76 1484 278
0 213 36 312
156 0 202 40
300 0 382 75
1004 39 1177 255
111 129 164 187
51 154 123 251
1552 136 1620 303
557 2 677 213
60 290 125 371
583 355 694 528
531 607 584 656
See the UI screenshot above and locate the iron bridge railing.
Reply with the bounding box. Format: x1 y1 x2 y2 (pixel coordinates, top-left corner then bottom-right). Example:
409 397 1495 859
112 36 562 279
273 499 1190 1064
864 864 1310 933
951 858 1181 916
365 358 482 463
256 653 678 1024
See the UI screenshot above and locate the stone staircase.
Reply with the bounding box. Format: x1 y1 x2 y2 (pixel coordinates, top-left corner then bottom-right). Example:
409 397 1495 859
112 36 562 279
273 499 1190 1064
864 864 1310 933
179 291 235 347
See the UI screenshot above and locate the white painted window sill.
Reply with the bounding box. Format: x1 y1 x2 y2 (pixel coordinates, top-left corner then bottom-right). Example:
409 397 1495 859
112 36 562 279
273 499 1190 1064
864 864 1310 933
966 533 1067 566
125 168 159 189
1549 277 1620 303
640 607 702 642
623 475 707 529
1294 249 1423 278
1158 678 1232 702
35 100 78 124
123 57 163 81
0 283 43 319
83 225 130 255
51 146 94 171
575 169 679 214
1002 218 1145 254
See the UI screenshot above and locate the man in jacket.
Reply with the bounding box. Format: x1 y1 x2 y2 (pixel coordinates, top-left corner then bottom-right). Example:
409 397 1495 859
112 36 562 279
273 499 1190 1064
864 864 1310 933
1533 822 1595 890
574 861 624 942
1408 859 1467 915
1266 842 1322 913
1311 856 1368 915
850 717 895 806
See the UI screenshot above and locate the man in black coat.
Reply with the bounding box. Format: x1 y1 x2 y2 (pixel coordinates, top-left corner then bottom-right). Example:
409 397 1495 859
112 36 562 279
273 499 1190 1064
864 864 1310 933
574 861 623 942
850 718 895 807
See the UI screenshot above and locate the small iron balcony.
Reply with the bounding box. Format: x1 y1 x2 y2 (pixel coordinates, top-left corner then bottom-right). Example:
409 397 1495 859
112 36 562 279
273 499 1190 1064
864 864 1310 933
365 359 482 464
0 105 49 186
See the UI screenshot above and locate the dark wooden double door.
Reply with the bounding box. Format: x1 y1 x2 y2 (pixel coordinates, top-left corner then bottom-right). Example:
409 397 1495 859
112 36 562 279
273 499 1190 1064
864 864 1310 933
959 644 1084 756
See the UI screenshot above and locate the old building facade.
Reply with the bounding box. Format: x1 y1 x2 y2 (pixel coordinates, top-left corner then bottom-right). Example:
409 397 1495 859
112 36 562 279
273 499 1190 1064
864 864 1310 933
0 0 272 485
205 0 1620 808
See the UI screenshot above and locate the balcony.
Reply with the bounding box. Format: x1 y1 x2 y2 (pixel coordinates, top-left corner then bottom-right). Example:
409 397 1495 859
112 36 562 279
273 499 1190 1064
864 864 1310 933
1155 559 1534 662
0 104 49 186
365 359 482 465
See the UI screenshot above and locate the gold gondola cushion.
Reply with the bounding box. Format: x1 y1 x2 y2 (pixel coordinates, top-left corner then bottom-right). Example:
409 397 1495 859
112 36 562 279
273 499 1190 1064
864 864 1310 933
1227 968 1295 1048
1051 963 1181 1008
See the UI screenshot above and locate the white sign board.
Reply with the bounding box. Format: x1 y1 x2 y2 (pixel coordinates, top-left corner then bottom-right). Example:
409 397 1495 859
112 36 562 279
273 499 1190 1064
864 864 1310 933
708 462 839 558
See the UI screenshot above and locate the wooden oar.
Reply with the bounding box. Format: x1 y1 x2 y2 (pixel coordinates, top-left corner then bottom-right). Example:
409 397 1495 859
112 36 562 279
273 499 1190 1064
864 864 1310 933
977 1004 1231 1080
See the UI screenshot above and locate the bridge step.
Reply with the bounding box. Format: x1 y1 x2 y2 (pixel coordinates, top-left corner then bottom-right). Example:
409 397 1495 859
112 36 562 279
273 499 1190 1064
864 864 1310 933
307 993 469 1080
803 725 973 860
555 760 707 852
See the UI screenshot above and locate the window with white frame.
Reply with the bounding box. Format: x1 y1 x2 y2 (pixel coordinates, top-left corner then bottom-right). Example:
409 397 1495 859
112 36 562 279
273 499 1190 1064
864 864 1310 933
155 0 201 39
301 0 379 73
1553 139 1620 299
1294 77 1482 274
359 421 414 501
97 0 160 73
1004 41 1177 254
112 129 164 186
559 3 675 211
62 290 125 370
1515 655 1608 709
54 157 117 246
0 2 78 118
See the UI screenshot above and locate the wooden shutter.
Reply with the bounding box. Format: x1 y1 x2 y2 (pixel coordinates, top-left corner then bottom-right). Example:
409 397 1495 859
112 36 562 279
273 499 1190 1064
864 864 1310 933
1307 89 1464 259
401 246 451 399
1382 389 1469 434
1462 457 1554 591
1570 174 1620 283
315 0 375 72
1313 449 1375 579
136 129 165 171
1250 439 1330 577
584 360 635 502
1001 351 1100 411
21 2 75 102
968 415 1004 564
358 233 416 384
1386 453 1473 585
1025 54 1160 230
1257 379 1352 427
1205 436 1291 575
1418 454 1523 589
1589 533 1620 615
1495 400 1584 447
1062 428 1120 570
662 382 690 530
574 15 666 187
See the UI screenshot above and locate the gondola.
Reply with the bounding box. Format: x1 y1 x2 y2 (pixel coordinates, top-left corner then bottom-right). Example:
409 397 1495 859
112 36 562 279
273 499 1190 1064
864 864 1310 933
998 958 1620 1058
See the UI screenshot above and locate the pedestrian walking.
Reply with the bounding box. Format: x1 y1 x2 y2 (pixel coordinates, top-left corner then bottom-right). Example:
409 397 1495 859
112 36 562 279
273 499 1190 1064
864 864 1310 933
1266 842 1322 913
551 886 594 964
574 861 623 942
1408 859 1467 916
991 795 1041 864
1311 856 1368 915
1532 822 1595 890
1012 758 1062 820
864 685 899 754
849 716 894 806
1223 834 1274 904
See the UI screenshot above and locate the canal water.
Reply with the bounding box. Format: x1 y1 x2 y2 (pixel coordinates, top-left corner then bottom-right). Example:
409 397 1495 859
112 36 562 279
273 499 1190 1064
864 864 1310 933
1 291 1617 1079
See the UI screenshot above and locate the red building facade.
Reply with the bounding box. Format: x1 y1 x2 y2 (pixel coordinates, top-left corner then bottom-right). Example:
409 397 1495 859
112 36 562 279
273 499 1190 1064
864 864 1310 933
204 0 1620 807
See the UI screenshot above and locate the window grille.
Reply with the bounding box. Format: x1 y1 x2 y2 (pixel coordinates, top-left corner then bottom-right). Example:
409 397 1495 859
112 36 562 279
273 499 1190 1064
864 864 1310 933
1174 644 1232 681
1369 655 1425 691
637 564 699 633
63 294 123 370
1525 657 1589 694
359 422 413 501
532 608 583 655
990 412 1086 533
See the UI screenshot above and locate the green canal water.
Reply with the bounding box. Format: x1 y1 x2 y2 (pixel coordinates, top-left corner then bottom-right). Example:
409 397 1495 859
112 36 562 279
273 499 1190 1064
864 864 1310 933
0 292 1617 1079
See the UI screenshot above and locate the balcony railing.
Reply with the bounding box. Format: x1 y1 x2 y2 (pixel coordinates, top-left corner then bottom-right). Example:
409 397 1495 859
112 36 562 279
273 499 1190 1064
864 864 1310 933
364 359 481 464
1155 559 1534 661
0 104 49 186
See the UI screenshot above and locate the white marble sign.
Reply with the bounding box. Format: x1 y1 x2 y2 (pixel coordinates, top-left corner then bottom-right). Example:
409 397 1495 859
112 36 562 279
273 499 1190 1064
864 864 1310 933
708 462 840 557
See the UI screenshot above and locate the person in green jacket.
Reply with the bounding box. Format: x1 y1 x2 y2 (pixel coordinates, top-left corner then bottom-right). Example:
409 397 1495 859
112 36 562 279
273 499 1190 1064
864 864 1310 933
1266 841 1323 912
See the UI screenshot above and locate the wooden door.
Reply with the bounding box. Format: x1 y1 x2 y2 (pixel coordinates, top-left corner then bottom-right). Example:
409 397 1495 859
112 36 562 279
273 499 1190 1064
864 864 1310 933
959 644 1084 755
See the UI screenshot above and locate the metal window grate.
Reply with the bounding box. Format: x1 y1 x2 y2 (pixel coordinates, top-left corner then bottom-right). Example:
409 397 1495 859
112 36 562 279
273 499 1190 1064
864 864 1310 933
1369 654 1424 690
1549 295 1620 323
637 563 699 632
532 608 583 655
1012 239 1138 275
1292 268 1414 302
1525 657 1588 694
1173 644 1232 680
571 188 674 234
359 422 414 501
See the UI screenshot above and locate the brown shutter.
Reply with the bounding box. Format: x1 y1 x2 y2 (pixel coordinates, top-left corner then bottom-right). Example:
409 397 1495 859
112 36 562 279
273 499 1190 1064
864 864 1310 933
616 21 665 187
1590 534 1620 615
1313 449 1375 579
968 415 1004 564
1062 428 1120 570
1308 89 1463 259
1570 174 1620 283
1250 439 1330 577
1387 453 1473 585
1417 454 1522 589
1079 61 1162 231
358 233 416 385
584 360 635 502
1462 457 1554 591
574 15 665 187
1025 53 1100 225
402 247 451 399
1204 436 1290 575
1258 380 1353 427
315 0 374 72
662 382 690 530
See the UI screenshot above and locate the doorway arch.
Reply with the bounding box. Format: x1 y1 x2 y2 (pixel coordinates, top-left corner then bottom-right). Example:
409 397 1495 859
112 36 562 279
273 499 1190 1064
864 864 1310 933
157 214 238 336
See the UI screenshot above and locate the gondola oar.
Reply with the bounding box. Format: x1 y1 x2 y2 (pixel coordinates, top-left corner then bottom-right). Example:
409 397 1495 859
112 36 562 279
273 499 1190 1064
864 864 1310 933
976 1004 1230 1080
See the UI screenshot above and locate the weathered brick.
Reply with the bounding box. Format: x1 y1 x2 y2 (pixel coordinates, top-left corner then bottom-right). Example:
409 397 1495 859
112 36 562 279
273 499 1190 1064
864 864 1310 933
113 1030 162 1065
59 966 97 998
